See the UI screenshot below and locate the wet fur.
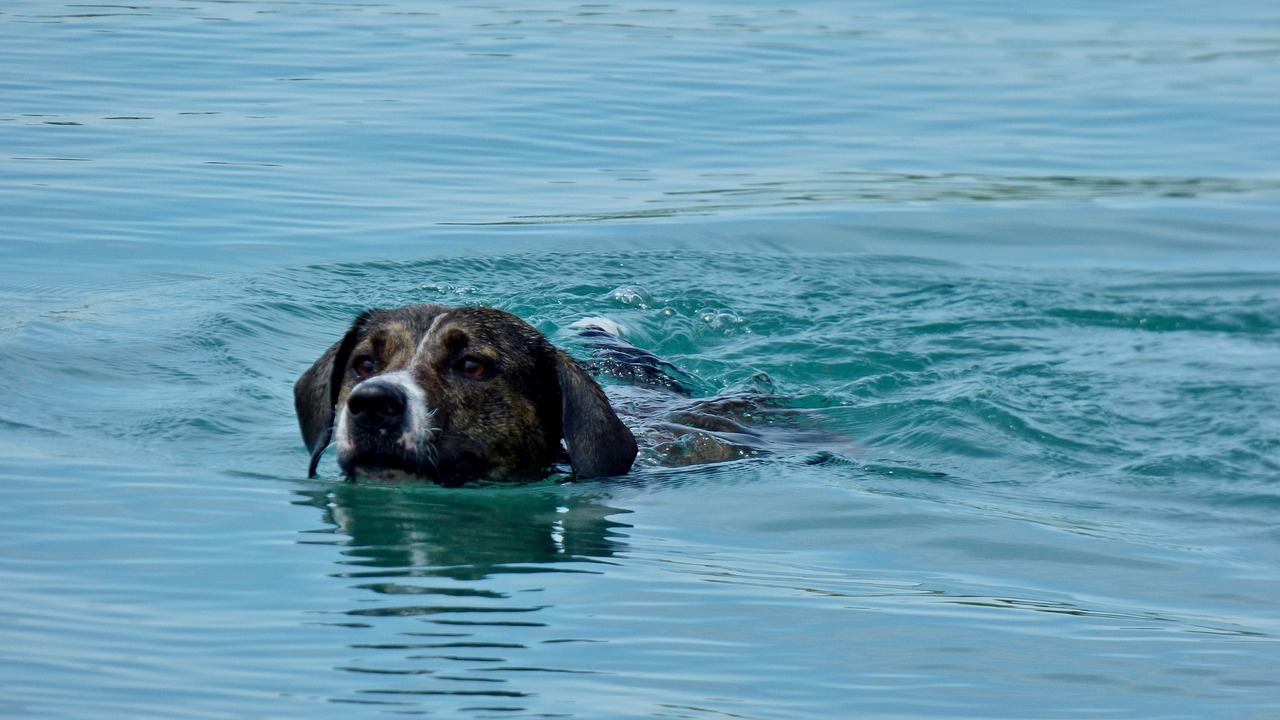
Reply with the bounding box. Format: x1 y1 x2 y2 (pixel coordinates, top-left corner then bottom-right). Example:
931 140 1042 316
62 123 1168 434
295 304 637 486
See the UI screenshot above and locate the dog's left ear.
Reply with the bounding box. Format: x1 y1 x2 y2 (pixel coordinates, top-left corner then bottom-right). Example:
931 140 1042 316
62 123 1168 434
293 312 369 477
555 351 638 478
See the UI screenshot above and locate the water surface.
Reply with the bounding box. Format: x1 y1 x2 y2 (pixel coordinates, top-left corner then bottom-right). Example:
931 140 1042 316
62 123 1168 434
2 1 1279 718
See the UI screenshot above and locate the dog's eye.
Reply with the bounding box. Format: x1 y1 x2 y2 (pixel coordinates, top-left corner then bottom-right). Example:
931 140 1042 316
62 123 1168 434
352 356 377 379
457 356 491 378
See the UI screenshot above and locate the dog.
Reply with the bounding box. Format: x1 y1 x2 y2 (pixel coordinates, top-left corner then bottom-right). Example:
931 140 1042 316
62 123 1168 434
294 304 638 486
296 303 830 486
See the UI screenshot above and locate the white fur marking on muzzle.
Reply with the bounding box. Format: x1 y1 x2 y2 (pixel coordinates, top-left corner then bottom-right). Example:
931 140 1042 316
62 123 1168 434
334 370 438 466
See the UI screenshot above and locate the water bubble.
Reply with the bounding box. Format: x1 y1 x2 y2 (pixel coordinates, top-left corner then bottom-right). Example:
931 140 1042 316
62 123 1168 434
607 285 653 309
421 282 478 296
697 308 747 334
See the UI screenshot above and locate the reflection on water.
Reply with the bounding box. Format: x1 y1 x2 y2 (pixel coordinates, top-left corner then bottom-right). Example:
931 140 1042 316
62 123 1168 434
286 467 1280 717
293 482 629 707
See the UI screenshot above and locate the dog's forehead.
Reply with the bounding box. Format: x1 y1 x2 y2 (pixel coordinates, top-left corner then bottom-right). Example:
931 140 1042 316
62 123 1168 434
354 304 444 349
440 306 540 340
427 306 548 359
376 303 448 331
361 304 546 359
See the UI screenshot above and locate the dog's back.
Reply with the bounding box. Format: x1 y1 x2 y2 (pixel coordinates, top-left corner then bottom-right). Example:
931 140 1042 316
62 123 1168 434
574 321 829 468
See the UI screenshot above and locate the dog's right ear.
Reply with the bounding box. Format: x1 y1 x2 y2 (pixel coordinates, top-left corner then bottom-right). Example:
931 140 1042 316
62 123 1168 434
293 311 370 477
554 350 638 478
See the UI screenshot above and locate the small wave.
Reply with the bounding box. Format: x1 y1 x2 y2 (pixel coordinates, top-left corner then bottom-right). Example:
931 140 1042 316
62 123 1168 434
444 172 1280 224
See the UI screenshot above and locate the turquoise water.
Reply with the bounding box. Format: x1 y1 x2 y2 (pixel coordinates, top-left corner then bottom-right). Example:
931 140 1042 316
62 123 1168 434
3 1 1280 718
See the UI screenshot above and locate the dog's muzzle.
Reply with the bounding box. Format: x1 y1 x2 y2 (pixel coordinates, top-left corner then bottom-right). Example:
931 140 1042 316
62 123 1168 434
334 372 436 480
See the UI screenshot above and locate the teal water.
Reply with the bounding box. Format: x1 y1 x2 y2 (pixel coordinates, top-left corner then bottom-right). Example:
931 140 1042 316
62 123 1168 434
3 2 1280 718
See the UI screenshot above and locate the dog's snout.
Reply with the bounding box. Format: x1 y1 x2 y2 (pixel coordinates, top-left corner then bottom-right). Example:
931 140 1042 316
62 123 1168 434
347 382 407 429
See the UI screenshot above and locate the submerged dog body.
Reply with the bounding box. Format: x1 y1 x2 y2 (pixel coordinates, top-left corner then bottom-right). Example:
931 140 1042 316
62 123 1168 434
294 304 637 486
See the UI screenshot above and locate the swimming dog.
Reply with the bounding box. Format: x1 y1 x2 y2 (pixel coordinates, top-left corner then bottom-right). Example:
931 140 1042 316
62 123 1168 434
296 303 817 485
294 304 637 486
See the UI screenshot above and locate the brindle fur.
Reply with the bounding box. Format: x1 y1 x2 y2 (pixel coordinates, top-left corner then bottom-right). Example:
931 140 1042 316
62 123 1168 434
295 304 637 485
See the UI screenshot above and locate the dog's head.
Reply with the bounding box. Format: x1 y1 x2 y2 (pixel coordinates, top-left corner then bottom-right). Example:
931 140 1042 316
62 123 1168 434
294 304 637 485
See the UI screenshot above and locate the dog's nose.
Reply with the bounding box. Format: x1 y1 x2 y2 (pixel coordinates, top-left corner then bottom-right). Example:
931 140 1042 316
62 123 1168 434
347 382 406 429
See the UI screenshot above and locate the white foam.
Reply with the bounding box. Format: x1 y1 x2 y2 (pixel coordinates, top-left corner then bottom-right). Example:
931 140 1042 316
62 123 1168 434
571 316 626 336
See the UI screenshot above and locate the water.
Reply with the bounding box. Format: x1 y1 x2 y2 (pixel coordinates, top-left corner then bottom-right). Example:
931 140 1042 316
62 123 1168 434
3 1 1280 718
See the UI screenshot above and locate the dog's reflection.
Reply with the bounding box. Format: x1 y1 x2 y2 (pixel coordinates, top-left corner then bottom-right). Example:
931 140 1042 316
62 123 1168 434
294 482 631 708
297 482 630 577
